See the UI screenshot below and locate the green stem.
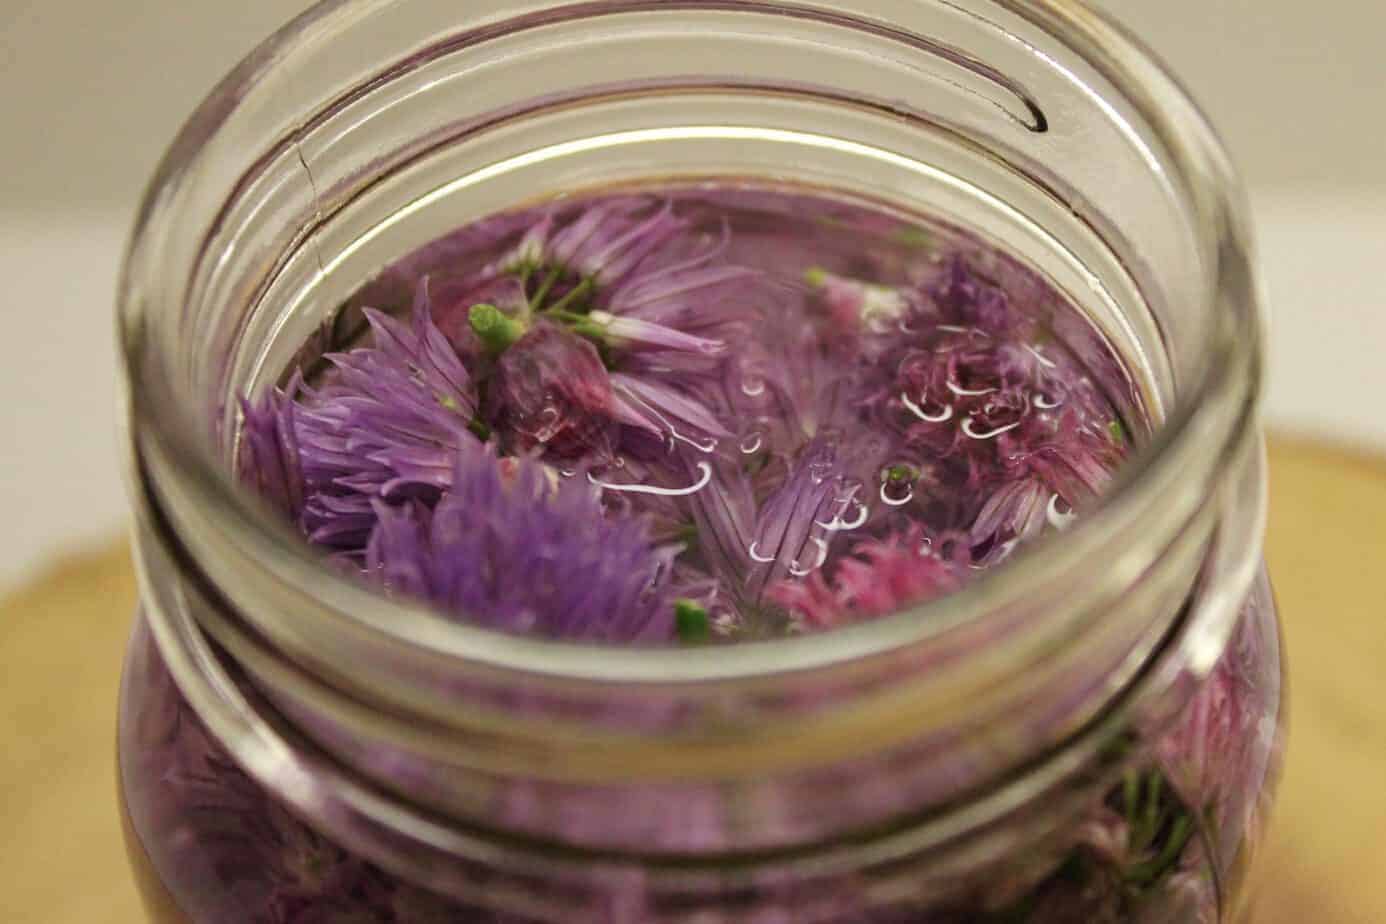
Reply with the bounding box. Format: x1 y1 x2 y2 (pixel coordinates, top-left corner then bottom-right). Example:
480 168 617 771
469 303 527 356
546 305 607 342
1124 814 1194 886
546 276 596 315
467 417 492 441
530 262 564 309
675 599 711 644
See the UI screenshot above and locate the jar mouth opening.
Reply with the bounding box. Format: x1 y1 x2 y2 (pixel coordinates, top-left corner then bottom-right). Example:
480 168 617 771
119 0 1264 688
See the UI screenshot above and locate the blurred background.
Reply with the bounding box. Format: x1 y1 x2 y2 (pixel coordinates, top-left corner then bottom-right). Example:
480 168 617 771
1 1 1382 922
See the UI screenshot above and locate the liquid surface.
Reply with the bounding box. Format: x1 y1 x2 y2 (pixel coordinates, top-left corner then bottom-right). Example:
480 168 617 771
240 185 1134 643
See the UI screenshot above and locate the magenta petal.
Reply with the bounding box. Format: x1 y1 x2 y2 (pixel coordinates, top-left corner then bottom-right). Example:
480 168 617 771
610 373 733 440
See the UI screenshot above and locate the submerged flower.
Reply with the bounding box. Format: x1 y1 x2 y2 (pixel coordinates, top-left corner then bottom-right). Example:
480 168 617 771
927 254 1020 334
467 199 763 465
300 308 480 548
1012 420 1117 502
582 309 727 356
366 448 678 642
969 476 1050 563
747 438 850 583
519 199 683 288
682 432 883 620
235 190 1131 652
239 303 481 552
609 373 731 453
805 267 916 334
160 747 370 920
238 380 305 521
767 527 961 629
491 320 616 458
499 198 755 328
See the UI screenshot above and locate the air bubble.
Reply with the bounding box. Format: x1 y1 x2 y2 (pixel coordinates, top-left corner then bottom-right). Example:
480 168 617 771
1026 345 1057 369
589 461 712 497
962 418 1021 440
901 392 953 423
816 485 869 531
880 481 915 507
808 460 835 484
1047 494 1076 530
788 537 830 577
947 380 998 397
674 432 718 454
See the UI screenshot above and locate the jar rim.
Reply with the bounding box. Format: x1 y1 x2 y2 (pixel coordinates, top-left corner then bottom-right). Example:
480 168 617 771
118 0 1265 691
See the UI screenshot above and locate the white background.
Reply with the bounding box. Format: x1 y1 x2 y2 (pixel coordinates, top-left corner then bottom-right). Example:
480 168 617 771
1 0 1382 591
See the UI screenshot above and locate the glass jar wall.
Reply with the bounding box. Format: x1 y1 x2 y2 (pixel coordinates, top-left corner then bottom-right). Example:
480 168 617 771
116 1 1281 921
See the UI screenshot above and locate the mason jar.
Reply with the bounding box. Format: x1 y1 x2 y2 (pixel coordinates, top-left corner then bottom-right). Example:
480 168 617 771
116 1 1283 921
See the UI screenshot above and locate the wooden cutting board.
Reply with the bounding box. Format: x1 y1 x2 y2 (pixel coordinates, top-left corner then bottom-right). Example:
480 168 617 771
2 438 1382 923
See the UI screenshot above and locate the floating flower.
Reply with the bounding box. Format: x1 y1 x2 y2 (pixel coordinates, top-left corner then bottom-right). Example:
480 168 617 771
366 448 678 642
767 527 961 629
490 319 615 459
238 303 481 552
927 254 1020 334
609 373 731 454
969 476 1050 563
238 378 305 522
805 266 916 334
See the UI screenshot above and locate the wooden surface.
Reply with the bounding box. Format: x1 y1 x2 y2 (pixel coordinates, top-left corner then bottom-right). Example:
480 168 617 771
2 438 1383 923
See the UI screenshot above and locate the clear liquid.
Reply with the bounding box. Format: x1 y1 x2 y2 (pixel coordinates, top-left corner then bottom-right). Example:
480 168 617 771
242 184 1135 643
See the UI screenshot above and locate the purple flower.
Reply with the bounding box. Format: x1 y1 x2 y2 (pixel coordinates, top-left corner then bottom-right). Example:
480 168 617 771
681 432 895 626
521 199 682 288
746 438 851 585
1003 410 1118 504
519 200 758 354
683 457 759 590
366 448 678 642
236 192 1132 650
491 320 616 459
927 254 1020 334
159 747 372 923
969 476 1050 563
609 373 731 452
238 379 305 521
463 199 764 467
303 313 479 545
585 309 727 356
238 302 481 552
495 198 716 321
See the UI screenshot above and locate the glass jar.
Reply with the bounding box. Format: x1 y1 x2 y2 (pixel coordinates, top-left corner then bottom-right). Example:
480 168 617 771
116 1 1282 922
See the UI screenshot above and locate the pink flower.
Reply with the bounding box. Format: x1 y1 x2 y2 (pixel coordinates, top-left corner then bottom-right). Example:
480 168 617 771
768 528 961 629
805 267 916 333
